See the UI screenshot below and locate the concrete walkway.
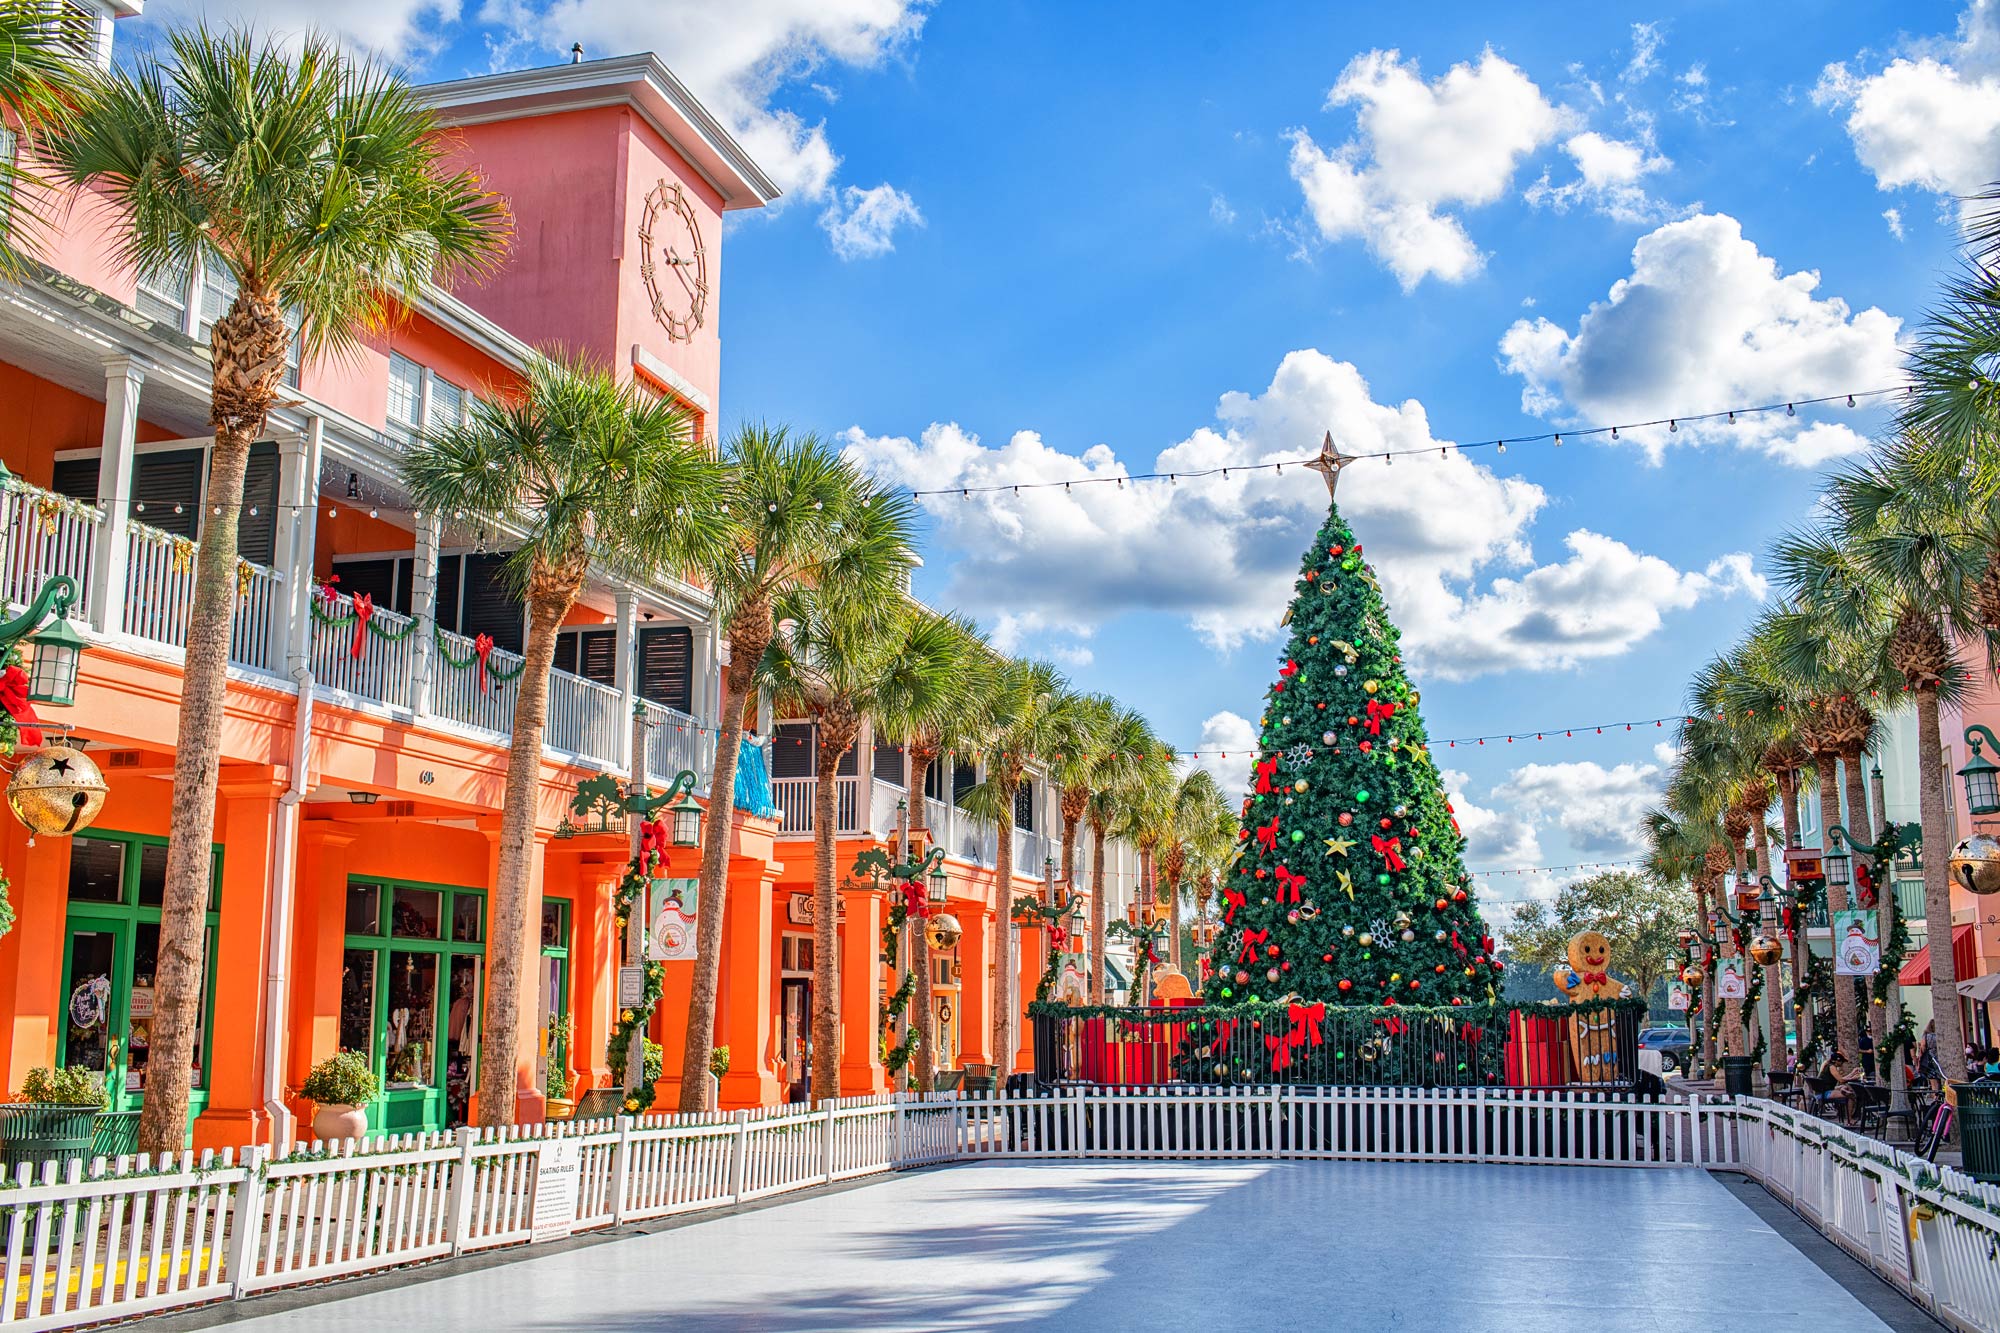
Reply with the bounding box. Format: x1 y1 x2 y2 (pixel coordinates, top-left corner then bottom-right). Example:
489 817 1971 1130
176 1162 1921 1332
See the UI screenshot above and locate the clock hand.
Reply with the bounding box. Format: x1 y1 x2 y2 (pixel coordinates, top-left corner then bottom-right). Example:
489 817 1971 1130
665 246 698 303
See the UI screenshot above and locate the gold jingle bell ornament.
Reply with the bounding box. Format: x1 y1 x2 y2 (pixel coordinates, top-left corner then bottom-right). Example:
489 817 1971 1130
1951 834 2000 897
8 744 106 837
1680 965 1703 985
925 911 963 951
1747 935 1783 966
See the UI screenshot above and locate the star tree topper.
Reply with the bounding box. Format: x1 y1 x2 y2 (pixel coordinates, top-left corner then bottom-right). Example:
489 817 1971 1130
1303 430 1355 497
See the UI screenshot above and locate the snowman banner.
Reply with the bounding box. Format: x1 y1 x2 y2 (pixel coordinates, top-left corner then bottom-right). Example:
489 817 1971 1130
1716 961 1746 1000
1834 909 1881 976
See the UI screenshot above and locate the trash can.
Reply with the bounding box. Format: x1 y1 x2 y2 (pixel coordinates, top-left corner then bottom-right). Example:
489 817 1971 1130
1722 1056 1757 1098
1955 1083 2000 1183
0 1105 99 1173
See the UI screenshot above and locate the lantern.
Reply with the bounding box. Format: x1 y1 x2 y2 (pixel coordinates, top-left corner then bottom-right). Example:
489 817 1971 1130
1821 833 1852 893
668 792 703 848
25 612 84 708
1962 726 2000 817
927 861 948 906
7 744 106 837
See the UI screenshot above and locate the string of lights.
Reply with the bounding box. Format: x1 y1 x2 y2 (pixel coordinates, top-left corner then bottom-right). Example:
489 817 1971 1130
1469 860 1646 881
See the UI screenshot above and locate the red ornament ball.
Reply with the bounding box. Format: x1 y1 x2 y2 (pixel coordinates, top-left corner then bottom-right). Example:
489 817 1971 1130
1338 979 1353 992
1235 970 1249 985
1359 740 1373 753
1408 979 1420 990
1322 953 1334 962
1338 812 1353 827
1329 544 1344 556
1379 817 1393 830
1434 964 1447 974
1452 888 1468 903
1281 961 1293 972
1434 898 1448 911
1266 944 1280 958
1346 716 1359 726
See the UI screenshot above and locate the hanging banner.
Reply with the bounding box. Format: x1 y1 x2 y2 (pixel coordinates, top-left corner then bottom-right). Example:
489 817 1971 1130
648 878 698 961
1668 982 1689 1012
1716 961 1746 1000
1834 909 1882 976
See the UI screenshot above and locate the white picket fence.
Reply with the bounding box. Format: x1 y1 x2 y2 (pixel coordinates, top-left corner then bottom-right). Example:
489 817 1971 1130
5 1088 1996 1330
1723 1096 2000 1333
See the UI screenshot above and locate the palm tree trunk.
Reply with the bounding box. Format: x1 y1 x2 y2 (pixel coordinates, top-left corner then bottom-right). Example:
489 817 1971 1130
1777 769 1807 1060
1842 754 1889 1053
1916 687 1968 1083
678 608 765 1114
1697 884 1717 1070
1726 842 1748 1059
137 429 254 1154
908 751 936 1093
809 733 848 1104
1817 751 1862 1063
993 789 1018 1072
1168 877 1183 973
1754 822 1784 1077
1061 809 1079 890
1137 843 1155 999
476 589 570 1127
1088 820 1108 1003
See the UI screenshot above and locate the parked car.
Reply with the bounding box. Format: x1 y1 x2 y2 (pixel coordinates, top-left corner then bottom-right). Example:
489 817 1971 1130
1639 1027 1693 1072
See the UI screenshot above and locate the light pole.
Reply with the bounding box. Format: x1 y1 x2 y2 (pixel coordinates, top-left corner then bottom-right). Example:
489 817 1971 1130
1828 819 1919 1114
0 574 86 713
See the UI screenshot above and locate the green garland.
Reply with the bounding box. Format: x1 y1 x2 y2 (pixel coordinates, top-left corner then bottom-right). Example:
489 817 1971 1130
1028 994 1647 1023
308 592 423 641
432 625 529 682
1872 889 1911 1005
878 891 919 1076
605 857 665 1112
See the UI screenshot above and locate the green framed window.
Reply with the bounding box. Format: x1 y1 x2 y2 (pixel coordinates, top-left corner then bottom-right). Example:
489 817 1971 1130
538 898 571 1089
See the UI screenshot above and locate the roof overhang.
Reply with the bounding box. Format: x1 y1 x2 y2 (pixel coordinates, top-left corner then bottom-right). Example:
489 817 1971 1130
419 54 780 211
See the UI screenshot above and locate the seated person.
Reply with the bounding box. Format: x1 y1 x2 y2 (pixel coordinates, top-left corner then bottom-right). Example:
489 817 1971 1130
1983 1047 2000 1079
1821 1051 1865 1121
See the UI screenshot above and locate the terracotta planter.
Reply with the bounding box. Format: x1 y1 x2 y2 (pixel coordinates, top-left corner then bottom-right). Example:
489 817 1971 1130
311 1103 369 1142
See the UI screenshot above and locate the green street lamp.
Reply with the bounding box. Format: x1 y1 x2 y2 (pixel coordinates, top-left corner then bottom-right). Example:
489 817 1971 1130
927 857 949 906
1961 725 2000 817
0 576 84 709
1822 825 1853 893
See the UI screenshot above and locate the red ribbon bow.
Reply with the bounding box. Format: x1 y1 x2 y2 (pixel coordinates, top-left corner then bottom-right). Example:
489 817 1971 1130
1255 818 1280 853
1274 865 1305 904
1051 924 1068 949
474 632 495 694
1363 699 1398 735
1238 928 1269 964
1278 659 1298 678
350 593 374 659
1459 1021 1485 1045
1289 1001 1325 1048
1371 834 1406 872
0 665 43 748
1222 887 1246 924
639 816 669 871
1266 1031 1294 1073
1579 970 1609 986
1253 755 1278 794
1215 1019 1237 1048
1374 1016 1408 1037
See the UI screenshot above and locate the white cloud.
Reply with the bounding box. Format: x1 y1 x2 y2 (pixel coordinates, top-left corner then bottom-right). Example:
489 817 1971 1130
1499 212 1904 465
844 349 1758 679
1492 759 1667 856
1209 192 1237 226
819 183 924 259
1287 48 1561 288
1524 130 1676 224
1622 22 1664 84
1884 207 1907 240
1815 1 2000 211
1193 711 1259 797
140 0 462 60
1443 768 1543 868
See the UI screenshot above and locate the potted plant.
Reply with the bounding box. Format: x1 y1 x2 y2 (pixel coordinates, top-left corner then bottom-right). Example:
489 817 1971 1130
2 1066 106 1170
298 1051 379 1142
545 1015 575 1121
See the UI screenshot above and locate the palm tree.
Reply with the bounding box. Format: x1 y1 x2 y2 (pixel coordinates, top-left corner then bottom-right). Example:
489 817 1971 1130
1775 466 1984 1083
962 659 1075 1068
1116 760 1176 990
762 597 957 1102
678 425 915 1111
1643 801 1723 1065
1158 768 1230 974
0 3 97 277
41 27 509 1151
1675 703 1764 1061
869 611 991 1092
403 356 726 1125
1082 706 1155 1002
1048 693 1114 896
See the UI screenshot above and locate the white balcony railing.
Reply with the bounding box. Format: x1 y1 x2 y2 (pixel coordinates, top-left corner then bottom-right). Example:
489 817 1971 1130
642 699 714 786
310 592 417 709
0 480 97 611
772 775 862 836
546 667 624 766
122 521 283 672
432 626 523 736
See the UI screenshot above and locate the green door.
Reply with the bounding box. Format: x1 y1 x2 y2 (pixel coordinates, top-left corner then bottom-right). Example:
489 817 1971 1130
342 879 485 1135
60 919 127 1103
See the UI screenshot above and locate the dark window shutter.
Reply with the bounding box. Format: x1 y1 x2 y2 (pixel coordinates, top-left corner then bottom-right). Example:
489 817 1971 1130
557 628 617 685
835 731 858 777
458 553 522 654
51 457 98 503
952 760 976 808
133 449 204 539
873 737 903 786
1015 785 1035 831
924 758 946 801
772 722 814 779
636 625 691 713
429 556 462 631
332 559 397 608
234 442 279 563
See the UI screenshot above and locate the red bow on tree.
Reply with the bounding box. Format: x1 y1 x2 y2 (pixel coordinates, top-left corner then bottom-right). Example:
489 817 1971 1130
1051 924 1068 949
1254 755 1278 794
900 879 929 918
1255 818 1280 853
639 816 669 871
474 632 496 693
1222 887 1246 924
1288 1001 1325 1048
0 665 43 748
1458 1022 1485 1045
1374 1016 1408 1037
1362 699 1399 735
1278 659 1298 679
1274 865 1305 904
1238 928 1269 964
349 593 374 658
1266 1031 1293 1073
1215 1019 1238 1048
1371 834 1406 872
1450 929 1467 956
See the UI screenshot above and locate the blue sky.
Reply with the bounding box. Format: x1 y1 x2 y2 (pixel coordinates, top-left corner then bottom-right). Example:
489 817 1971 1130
141 1 1996 911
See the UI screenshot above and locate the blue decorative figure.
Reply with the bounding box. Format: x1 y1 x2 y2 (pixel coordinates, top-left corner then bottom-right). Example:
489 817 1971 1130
734 734 778 818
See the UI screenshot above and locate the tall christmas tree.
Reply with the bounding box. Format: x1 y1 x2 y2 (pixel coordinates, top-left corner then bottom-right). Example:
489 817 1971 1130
1208 435 1500 1018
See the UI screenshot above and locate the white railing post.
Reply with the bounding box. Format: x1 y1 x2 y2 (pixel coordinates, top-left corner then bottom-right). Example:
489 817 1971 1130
613 589 637 776
445 1126 478 1256
1267 1084 1282 1154
609 1114 635 1224
823 1100 838 1182
1068 1087 1086 1158
892 1093 907 1169
224 1144 267 1299
729 1110 751 1203
88 354 145 635
407 509 440 717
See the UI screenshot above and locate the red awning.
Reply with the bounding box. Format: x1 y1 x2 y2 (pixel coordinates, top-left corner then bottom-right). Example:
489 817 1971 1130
1899 923 1979 986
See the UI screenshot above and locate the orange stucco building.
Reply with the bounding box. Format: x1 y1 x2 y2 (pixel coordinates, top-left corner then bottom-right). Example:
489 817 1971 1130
0 28 1132 1151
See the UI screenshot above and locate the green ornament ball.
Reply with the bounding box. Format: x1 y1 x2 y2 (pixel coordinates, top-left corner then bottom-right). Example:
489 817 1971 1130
1383 755 1398 768
1355 789 1370 802
1377 873 1392 885
1290 830 1304 843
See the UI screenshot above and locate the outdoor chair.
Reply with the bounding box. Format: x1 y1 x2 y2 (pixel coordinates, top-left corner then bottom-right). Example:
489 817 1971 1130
1855 1084 1891 1137
1765 1070 1796 1104
1802 1073 1837 1118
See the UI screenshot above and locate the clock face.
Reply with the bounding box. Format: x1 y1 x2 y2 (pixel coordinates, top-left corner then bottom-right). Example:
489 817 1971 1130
638 180 709 343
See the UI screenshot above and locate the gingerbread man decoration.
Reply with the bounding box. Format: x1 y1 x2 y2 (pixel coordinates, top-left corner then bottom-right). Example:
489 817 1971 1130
1551 930 1630 1084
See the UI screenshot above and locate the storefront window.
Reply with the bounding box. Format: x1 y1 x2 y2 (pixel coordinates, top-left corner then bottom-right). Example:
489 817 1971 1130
346 882 381 936
391 887 441 940
384 953 438 1088
135 843 167 908
452 893 483 943
344 879 485 1133
67 839 123 903
340 950 376 1058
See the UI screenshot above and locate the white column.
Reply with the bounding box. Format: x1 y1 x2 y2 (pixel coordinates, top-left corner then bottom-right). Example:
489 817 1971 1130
613 589 637 776
855 716 875 835
275 416 322 677
89 355 147 635
408 510 442 716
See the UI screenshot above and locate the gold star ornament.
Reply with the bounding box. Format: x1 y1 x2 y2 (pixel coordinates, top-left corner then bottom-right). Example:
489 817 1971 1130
1323 835 1355 857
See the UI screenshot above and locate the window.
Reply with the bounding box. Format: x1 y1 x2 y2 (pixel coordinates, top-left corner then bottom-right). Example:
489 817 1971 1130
135 256 192 327
342 878 487 1131
952 760 977 808
387 353 423 436
636 625 691 712
1015 785 1035 832
772 723 813 780
874 736 904 786
428 375 465 431
458 552 524 654
554 627 617 685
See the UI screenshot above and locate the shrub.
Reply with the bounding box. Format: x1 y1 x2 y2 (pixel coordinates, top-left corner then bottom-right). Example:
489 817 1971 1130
17 1066 105 1108
709 1045 731 1079
298 1051 380 1106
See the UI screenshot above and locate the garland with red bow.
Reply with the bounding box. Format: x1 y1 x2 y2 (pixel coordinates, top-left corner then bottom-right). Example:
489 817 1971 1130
308 583 423 660
432 626 529 693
